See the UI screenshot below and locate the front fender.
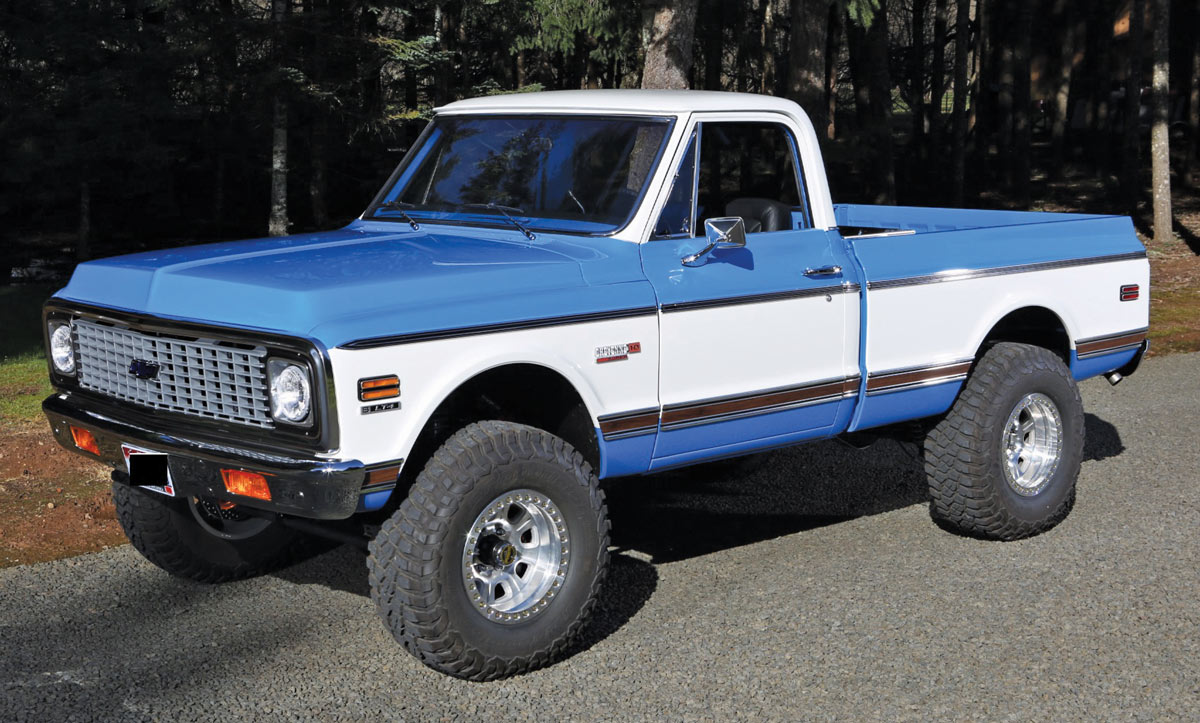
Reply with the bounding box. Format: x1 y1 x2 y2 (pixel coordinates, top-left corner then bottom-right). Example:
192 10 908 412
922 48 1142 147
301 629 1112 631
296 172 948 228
325 314 660 471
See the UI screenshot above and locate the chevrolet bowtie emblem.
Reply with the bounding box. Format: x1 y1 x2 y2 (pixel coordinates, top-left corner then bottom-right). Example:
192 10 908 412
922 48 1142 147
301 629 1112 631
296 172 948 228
128 359 160 380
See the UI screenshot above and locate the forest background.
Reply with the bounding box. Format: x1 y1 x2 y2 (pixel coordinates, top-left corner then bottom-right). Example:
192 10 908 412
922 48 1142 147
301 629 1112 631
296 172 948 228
2 0 1198 272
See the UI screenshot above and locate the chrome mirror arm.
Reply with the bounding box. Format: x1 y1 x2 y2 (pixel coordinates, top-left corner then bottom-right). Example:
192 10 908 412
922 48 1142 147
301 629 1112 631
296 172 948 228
681 217 747 267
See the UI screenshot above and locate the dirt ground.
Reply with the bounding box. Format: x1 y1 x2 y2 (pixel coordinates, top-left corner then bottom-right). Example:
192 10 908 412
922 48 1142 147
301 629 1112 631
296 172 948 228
0 424 125 567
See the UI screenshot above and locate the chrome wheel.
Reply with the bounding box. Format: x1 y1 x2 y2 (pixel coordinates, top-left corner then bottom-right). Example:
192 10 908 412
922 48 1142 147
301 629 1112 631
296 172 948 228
462 489 568 624
1001 392 1063 496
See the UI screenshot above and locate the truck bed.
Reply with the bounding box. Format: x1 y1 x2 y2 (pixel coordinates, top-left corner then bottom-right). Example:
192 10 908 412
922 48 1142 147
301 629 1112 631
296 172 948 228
833 203 1120 236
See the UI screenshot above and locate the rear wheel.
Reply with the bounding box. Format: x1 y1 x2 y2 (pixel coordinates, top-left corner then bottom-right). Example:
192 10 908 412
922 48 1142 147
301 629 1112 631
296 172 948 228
924 342 1084 540
113 482 312 583
367 421 609 681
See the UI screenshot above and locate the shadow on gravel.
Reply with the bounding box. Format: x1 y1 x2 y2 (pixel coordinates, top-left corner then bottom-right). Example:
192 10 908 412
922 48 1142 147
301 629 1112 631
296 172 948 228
1083 412 1124 462
562 553 657 659
0 569 324 718
269 531 660 661
604 437 929 564
274 544 370 596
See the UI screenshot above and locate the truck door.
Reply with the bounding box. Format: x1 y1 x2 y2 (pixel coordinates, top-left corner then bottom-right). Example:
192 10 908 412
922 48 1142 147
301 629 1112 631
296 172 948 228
640 117 860 467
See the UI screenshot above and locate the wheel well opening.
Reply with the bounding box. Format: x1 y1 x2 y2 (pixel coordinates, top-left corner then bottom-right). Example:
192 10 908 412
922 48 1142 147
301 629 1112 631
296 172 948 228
977 307 1070 363
382 365 599 514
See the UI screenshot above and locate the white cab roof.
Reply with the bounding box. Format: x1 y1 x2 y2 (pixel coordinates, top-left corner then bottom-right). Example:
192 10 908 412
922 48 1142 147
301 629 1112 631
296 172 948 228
437 89 808 117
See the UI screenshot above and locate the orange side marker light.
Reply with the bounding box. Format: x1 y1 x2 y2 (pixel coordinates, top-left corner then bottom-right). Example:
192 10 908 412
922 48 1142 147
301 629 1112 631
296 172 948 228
358 375 400 401
221 469 272 501
70 426 100 456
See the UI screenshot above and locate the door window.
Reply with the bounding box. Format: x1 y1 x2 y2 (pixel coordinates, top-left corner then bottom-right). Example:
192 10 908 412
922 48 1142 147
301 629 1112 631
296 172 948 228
651 133 697 239
695 122 807 235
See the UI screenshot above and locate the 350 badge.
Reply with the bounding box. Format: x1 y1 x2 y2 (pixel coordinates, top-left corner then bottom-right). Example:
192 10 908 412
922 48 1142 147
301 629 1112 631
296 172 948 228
595 341 641 364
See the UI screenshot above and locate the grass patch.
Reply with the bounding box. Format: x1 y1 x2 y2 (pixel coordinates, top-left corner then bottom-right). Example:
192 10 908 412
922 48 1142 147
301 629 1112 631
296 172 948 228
0 357 53 427
1149 287 1200 356
0 283 58 427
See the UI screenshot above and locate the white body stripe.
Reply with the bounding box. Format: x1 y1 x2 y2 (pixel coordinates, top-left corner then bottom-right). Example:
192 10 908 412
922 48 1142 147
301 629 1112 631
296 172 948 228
327 316 659 465
863 259 1150 374
657 295 856 408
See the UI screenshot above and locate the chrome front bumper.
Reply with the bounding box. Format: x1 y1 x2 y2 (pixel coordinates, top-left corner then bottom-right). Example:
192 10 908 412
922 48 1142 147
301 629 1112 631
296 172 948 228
43 393 365 520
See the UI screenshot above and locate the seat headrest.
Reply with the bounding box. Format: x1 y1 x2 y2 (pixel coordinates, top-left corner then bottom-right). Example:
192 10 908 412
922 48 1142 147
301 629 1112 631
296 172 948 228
725 198 793 233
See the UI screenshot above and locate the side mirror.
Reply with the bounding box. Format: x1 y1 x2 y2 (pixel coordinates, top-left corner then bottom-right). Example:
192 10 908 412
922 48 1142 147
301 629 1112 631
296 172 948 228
681 217 748 267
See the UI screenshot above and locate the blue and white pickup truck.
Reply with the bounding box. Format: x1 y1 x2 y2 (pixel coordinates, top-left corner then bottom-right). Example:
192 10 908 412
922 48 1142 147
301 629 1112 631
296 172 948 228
42 90 1149 679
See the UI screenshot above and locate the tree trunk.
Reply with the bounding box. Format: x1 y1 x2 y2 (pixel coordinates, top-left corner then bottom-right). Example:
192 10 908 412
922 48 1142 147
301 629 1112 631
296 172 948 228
788 0 830 132
824 5 843 140
269 97 289 237
970 0 989 170
641 0 699 89
734 0 755 92
1188 4 1200 183
761 0 777 95
1049 0 1076 176
910 0 927 154
269 0 289 237
433 3 454 104
1085 0 1119 171
930 0 947 150
950 0 970 206
307 0 329 229
846 1 895 203
1122 0 1145 213
703 0 723 90
869 1 896 203
77 181 91 262
996 11 1014 185
1149 0 1171 240
1012 0 1033 207
310 116 329 228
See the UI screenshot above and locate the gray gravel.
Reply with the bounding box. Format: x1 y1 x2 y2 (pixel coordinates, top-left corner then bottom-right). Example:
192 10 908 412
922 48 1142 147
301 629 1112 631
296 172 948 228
2 352 1199 721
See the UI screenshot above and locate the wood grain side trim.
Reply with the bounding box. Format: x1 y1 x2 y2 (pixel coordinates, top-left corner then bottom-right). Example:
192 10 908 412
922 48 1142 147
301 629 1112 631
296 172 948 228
597 408 661 441
660 376 859 431
1075 328 1149 359
865 360 973 395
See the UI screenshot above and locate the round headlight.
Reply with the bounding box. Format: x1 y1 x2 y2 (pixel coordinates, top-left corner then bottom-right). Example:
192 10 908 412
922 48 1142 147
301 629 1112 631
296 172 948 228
269 361 311 423
50 323 75 374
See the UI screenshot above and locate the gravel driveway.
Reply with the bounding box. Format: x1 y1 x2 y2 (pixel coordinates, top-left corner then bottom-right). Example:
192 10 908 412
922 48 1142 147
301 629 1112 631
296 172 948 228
2 353 1198 721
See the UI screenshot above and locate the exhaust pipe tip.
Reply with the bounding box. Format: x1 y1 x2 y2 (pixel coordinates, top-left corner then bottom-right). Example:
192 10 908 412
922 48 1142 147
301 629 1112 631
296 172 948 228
1105 372 1123 386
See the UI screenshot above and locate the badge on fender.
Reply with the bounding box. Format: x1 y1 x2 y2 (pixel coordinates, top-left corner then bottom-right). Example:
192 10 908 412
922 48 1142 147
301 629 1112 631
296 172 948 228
595 341 641 364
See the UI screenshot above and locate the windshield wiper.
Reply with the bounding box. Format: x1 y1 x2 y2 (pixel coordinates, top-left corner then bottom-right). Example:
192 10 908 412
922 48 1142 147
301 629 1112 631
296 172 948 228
567 189 586 214
460 203 536 241
376 200 421 231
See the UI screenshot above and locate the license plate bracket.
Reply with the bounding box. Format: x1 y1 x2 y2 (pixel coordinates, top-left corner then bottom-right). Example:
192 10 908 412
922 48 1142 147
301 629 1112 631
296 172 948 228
121 444 176 497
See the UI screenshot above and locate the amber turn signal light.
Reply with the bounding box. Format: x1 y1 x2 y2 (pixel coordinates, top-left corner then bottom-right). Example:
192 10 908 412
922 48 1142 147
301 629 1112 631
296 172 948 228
358 375 400 402
221 469 272 501
70 426 100 456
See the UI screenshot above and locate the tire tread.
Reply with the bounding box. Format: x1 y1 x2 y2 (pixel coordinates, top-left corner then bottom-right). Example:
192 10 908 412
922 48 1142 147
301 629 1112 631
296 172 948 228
367 421 609 681
924 342 1081 540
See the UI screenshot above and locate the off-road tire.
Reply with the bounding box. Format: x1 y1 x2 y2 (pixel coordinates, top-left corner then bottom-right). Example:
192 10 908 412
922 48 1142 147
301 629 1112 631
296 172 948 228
113 482 312 583
924 342 1084 540
367 421 610 681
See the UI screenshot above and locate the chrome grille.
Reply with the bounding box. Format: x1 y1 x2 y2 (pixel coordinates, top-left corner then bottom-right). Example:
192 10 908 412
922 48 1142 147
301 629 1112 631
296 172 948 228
74 319 274 428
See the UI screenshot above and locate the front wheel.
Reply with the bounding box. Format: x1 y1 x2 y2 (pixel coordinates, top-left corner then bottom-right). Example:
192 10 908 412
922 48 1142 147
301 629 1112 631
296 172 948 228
367 421 609 680
924 342 1084 540
112 482 312 583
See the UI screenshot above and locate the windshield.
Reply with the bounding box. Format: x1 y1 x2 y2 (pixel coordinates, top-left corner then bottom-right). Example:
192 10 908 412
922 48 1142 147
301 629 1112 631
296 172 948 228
369 115 674 235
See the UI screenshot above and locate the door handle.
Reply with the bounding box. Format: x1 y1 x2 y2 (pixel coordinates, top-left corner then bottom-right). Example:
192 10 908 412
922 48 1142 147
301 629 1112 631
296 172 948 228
804 265 843 277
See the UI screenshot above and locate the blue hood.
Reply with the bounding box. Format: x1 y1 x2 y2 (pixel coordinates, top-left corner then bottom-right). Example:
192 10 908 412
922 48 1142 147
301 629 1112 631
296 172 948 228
56 221 654 348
